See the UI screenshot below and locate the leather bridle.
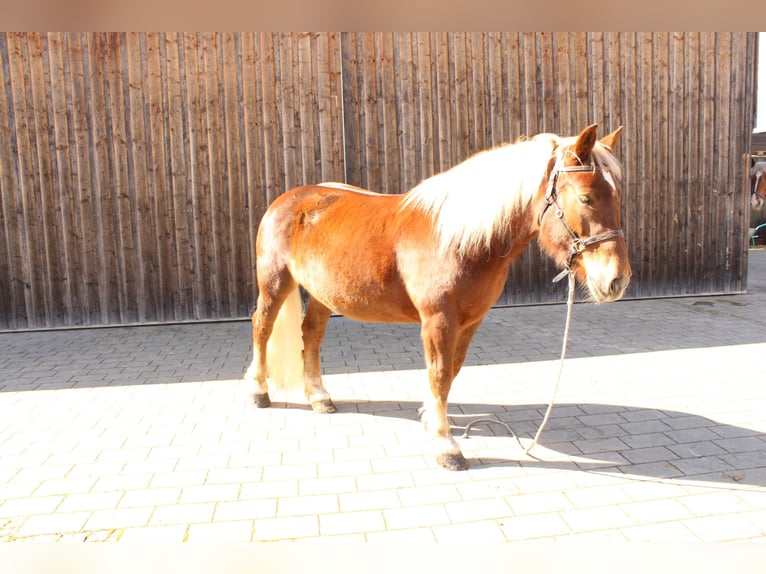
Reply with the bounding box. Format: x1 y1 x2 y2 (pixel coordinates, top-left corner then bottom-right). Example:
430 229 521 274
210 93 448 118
539 159 625 283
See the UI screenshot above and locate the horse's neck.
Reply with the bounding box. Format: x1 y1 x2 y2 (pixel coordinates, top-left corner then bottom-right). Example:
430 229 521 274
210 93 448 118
488 211 539 261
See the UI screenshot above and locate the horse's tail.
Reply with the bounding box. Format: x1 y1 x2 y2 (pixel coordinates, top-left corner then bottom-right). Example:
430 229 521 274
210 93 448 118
266 286 305 391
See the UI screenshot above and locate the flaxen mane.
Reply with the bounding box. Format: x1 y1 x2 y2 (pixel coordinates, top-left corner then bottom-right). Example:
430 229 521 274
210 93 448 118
402 133 622 257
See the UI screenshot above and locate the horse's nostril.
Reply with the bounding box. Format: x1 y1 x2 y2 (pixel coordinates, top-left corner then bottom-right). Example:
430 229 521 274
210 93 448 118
610 277 625 295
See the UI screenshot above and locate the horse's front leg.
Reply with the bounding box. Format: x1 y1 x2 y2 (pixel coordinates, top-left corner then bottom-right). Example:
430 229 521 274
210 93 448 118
419 313 467 471
302 296 336 413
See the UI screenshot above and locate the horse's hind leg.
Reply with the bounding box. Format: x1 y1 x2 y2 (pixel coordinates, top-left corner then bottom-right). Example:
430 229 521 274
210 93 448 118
244 277 298 408
245 296 277 408
302 295 335 413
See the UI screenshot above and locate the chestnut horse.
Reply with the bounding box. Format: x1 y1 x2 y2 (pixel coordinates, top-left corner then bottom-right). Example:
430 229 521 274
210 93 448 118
245 124 631 470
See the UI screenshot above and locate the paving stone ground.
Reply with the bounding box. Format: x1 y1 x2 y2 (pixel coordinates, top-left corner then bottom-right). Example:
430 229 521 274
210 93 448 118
1 250 766 542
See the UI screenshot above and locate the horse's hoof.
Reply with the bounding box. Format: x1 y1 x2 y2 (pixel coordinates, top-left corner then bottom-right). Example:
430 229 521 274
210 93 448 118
311 398 336 414
252 393 271 408
437 452 469 471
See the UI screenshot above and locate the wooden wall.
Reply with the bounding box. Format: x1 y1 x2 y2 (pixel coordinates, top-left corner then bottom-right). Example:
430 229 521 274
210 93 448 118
0 32 756 329
0 32 344 329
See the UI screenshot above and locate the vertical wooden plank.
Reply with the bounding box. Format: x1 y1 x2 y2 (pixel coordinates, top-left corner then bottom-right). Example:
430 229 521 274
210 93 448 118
654 32 670 293
45 33 79 325
735 34 757 290
278 33 298 192
240 32 261 304
396 32 418 191
466 32 486 154
485 32 504 146
163 32 195 319
415 33 436 181
27 34 59 325
589 32 605 127
522 32 542 295
684 32 701 293
359 33 381 190
214 32 232 317
450 33 469 164
433 32 452 172
202 31 226 317
113 33 142 323
0 33 27 328
258 33 281 205
669 33 687 293
67 33 100 324
296 32 317 186
637 32 655 295
9 33 46 325
125 32 156 321
619 32 639 274
500 32 528 304
82 34 111 322
729 32 749 293
143 32 175 320
380 32 400 193
699 33 717 292
196 32 221 317
715 33 733 292
26 33 63 327
339 32 361 187
555 33 573 134
222 31 248 315
601 33 617 131
520 32 538 135
538 32 555 132
574 32 589 128
315 32 343 184
61 32 93 324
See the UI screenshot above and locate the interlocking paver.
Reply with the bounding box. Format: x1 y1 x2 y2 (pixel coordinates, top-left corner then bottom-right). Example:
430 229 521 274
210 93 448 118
83 507 152 531
185 520 253 541
149 502 215 526
1 250 766 542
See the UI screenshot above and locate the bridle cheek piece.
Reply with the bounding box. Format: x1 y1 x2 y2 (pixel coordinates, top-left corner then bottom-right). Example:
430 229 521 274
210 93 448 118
539 162 624 283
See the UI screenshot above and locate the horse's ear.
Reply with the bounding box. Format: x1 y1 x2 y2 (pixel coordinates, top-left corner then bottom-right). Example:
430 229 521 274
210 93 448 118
572 124 599 162
600 126 623 152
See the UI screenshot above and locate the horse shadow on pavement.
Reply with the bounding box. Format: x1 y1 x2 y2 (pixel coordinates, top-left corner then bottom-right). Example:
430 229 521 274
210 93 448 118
301 399 766 489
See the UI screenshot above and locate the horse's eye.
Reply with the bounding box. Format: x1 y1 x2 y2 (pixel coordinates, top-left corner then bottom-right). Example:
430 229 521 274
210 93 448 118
578 195 593 205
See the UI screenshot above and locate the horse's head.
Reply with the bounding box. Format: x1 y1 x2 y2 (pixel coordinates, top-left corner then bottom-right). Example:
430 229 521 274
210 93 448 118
537 124 631 302
751 162 766 210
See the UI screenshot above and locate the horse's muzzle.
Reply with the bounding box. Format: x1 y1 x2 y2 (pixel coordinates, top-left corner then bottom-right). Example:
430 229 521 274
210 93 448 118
587 272 630 302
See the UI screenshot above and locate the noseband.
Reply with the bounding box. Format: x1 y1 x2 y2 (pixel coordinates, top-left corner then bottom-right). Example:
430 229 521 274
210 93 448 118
539 160 624 283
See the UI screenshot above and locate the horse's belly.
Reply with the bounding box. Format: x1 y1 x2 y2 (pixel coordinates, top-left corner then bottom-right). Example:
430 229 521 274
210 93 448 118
298 270 420 323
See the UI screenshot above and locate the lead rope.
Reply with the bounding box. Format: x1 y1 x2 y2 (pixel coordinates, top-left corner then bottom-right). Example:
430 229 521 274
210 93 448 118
524 270 575 454
462 270 576 456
